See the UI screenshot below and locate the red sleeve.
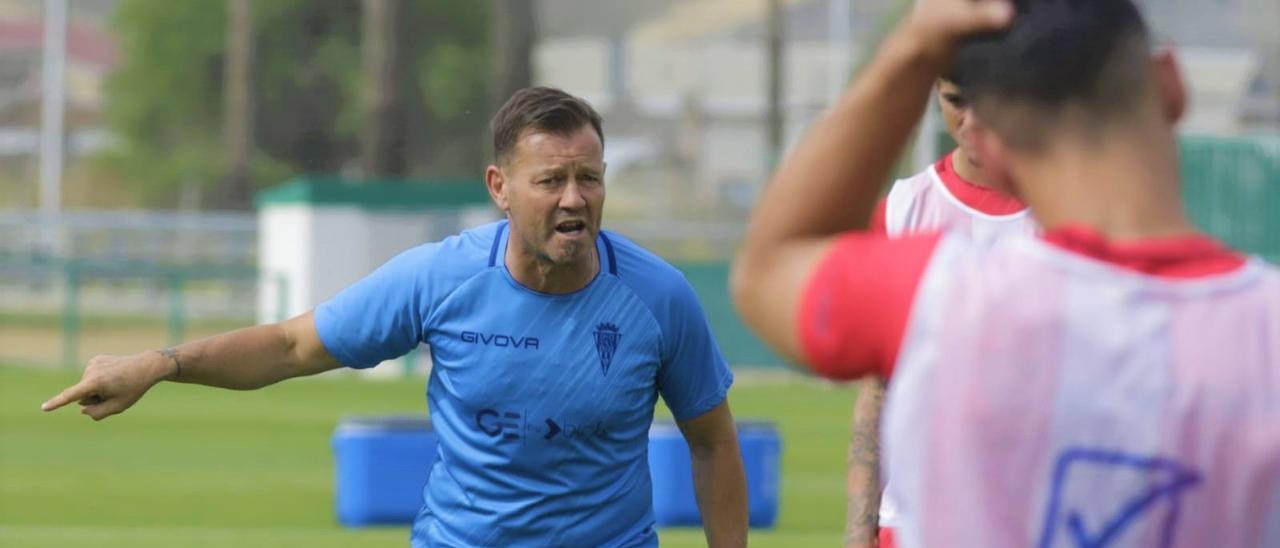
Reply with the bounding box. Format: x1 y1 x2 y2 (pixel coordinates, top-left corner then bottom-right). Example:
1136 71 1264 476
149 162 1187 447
797 231 942 380
868 197 889 235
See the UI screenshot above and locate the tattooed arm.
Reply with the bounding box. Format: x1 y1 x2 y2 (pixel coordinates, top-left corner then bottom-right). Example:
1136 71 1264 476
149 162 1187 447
846 379 887 547
42 312 342 420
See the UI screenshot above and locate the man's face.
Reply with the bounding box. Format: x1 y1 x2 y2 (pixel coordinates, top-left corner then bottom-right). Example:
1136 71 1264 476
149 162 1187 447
937 79 980 167
487 125 606 267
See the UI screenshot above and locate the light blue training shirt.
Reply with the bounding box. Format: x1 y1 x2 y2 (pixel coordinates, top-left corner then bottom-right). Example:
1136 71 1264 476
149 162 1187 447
315 220 733 547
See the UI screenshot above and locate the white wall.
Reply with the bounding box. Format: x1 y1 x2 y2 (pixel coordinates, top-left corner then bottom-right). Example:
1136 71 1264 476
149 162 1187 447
257 206 499 325
257 205 313 323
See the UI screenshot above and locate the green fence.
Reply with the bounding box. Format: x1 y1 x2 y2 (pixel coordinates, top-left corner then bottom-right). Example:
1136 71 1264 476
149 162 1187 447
1181 135 1280 261
676 262 784 368
0 254 271 369
3 136 1275 372
935 133 1279 257
694 133 1280 369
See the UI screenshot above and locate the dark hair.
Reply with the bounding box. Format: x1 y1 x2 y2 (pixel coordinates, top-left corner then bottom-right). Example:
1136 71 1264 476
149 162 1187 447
490 87 604 164
948 0 1152 148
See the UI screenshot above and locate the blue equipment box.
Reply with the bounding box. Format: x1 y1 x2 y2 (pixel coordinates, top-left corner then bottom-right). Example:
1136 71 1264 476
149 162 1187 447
332 417 781 529
332 416 437 527
648 420 781 528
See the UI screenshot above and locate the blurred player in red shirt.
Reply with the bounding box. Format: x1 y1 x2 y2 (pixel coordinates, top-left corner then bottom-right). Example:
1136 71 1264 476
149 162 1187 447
734 0 1280 546
848 76 1037 548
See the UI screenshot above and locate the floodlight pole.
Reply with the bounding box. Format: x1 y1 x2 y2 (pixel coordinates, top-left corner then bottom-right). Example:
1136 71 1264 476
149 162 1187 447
765 0 785 172
39 0 67 253
827 0 851 103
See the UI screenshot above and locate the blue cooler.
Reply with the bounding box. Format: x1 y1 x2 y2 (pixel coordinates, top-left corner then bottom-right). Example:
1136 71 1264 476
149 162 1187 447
332 416 437 527
648 420 781 528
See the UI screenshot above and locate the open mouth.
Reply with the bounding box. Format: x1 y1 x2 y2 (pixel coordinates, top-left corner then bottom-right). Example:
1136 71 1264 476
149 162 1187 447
555 220 586 236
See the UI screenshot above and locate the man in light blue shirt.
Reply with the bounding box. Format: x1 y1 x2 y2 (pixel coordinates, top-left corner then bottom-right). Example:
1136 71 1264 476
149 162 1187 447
45 87 748 547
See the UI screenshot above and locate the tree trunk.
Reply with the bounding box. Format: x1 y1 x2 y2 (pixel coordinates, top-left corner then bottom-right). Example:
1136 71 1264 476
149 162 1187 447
361 0 409 179
491 0 537 111
764 0 785 172
221 0 254 209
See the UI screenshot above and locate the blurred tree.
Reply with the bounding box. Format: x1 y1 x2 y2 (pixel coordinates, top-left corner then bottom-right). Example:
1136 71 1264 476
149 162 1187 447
360 0 408 178
221 0 254 209
96 0 490 208
491 0 536 114
95 0 227 208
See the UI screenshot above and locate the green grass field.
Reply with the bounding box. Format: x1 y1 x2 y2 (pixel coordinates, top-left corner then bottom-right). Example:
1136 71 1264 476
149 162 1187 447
0 366 857 547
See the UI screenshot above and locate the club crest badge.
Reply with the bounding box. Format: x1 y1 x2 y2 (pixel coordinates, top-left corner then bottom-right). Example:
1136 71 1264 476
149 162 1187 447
593 322 621 376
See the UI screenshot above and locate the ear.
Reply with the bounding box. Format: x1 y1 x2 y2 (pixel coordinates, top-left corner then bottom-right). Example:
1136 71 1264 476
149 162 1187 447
485 164 510 212
1152 49 1187 124
966 116 1019 197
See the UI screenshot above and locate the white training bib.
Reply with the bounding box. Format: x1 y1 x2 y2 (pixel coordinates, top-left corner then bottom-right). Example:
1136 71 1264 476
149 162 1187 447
883 234 1280 547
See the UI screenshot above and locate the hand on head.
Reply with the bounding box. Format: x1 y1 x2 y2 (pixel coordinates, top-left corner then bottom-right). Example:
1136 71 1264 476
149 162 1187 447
906 0 1015 64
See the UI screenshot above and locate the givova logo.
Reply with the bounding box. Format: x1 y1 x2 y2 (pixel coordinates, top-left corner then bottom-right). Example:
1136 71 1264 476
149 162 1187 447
461 330 540 349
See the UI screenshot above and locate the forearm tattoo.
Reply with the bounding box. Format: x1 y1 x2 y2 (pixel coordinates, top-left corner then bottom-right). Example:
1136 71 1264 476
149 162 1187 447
159 348 182 380
845 380 886 547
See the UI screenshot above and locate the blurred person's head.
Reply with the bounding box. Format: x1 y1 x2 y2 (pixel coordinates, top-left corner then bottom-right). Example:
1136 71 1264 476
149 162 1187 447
948 0 1185 198
486 87 606 272
935 77 986 175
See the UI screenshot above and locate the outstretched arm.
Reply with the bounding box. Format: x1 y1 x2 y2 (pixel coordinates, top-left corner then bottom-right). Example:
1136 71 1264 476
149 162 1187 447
41 311 342 420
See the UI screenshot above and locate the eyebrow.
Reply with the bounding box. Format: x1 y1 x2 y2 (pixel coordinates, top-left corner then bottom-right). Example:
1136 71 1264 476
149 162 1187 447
532 163 603 177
